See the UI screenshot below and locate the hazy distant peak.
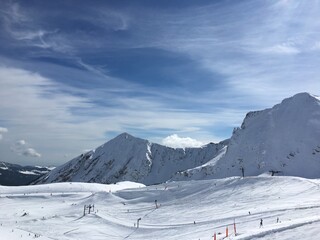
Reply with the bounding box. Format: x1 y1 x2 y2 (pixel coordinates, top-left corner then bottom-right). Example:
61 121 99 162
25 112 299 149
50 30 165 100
110 132 148 145
114 132 133 139
281 92 320 105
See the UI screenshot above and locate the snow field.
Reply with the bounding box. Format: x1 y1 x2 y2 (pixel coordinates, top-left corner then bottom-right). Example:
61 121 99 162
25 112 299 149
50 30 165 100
1 176 320 239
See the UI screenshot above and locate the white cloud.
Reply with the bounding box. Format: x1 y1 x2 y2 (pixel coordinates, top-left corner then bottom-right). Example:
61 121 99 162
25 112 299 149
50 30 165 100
11 139 41 158
16 139 26 146
162 134 204 149
0 127 8 140
10 139 27 153
23 148 41 158
0 65 244 165
0 127 8 133
0 66 92 126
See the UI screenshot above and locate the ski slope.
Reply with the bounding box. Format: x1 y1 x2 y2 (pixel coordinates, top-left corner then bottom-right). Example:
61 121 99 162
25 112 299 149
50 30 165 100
1 176 320 239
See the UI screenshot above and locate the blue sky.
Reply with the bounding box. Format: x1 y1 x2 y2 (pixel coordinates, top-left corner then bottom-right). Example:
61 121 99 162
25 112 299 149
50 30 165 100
1 0 320 166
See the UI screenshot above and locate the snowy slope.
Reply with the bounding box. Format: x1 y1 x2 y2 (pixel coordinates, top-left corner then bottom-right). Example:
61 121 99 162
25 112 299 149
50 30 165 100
1 176 320 239
174 92 320 181
34 133 227 185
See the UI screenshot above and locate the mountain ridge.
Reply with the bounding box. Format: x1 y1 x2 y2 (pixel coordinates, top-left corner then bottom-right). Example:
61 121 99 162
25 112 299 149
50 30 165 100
34 92 320 185
0 161 51 186
33 132 228 185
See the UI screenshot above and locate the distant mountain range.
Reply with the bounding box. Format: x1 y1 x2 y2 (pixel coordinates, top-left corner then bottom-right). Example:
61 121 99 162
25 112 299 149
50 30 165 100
32 92 320 185
0 162 52 186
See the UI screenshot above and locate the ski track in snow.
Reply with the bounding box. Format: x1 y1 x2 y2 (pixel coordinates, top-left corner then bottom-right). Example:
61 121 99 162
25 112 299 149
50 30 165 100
1 176 320 239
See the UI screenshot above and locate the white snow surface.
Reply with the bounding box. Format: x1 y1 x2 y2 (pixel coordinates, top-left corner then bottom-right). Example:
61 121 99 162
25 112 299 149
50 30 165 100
174 92 320 181
1 176 320 239
18 171 38 175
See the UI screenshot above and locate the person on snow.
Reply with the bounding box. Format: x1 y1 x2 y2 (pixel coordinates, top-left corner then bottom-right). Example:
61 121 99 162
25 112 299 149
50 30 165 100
260 219 263 228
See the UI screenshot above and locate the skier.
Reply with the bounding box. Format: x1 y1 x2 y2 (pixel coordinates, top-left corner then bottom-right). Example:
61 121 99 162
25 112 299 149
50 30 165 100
241 167 244 177
260 219 263 228
277 217 279 223
88 204 92 214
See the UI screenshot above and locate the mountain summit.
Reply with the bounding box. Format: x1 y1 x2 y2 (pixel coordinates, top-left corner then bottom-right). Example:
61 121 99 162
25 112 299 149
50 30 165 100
33 133 227 185
174 92 320 180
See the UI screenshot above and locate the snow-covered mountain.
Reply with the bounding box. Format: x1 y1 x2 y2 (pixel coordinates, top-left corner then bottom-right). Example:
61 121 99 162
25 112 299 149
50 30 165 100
0 162 52 186
174 92 320 181
33 133 228 185
33 92 320 185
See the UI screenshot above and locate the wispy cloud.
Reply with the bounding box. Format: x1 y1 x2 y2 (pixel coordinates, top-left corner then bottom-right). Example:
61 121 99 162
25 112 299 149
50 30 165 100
2 1 319 111
259 44 300 55
0 65 240 164
97 9 130 31
1 0 320 166
1 2 72 54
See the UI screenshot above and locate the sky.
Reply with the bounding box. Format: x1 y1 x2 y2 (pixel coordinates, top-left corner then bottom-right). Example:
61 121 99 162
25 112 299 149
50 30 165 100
1 0 320 166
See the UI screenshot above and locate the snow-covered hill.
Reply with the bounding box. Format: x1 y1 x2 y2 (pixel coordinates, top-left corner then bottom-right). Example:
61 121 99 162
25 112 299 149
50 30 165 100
0 162 52 186
174 92 320 181
33 133 227 185
2 176 320 240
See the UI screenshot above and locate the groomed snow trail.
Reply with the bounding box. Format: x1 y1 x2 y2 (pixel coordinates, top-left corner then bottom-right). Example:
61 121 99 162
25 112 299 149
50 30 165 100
0 176 319 240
